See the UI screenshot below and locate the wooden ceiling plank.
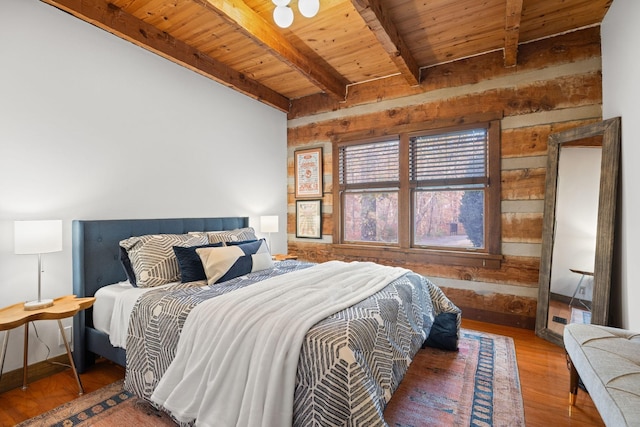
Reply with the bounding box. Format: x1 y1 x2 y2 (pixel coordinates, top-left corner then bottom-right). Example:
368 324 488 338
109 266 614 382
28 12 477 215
350 0 420 86
195 0 350 100
504 0 524 67
41 0 290 112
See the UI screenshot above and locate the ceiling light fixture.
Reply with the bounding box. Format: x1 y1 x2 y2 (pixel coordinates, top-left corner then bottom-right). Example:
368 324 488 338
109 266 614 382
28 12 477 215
272 0 319 29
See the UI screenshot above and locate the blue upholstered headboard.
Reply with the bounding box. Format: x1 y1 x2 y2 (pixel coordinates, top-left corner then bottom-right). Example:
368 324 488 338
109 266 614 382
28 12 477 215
71 217 249 371
72 217 249 298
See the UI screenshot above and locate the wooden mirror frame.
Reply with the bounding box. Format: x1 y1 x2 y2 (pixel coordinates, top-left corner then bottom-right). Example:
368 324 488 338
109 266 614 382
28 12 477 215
535 117 621 346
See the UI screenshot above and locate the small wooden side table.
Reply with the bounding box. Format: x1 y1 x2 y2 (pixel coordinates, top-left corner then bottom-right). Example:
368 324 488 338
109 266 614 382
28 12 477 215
0 295 95 395
273 254 298 261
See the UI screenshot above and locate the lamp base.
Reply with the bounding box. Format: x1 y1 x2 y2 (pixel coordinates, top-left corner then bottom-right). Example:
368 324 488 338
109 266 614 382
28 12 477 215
24 298 54 311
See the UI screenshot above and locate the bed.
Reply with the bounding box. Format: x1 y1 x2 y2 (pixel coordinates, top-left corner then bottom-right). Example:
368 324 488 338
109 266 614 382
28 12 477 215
72 217 461 426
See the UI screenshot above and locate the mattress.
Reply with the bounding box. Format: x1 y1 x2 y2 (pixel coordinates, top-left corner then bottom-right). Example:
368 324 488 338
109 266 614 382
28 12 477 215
94 280 185 348
93 281 132 336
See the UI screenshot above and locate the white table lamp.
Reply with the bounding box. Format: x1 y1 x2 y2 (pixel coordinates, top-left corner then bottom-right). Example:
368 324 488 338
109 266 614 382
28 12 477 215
15 220 62 311
260 215 279 251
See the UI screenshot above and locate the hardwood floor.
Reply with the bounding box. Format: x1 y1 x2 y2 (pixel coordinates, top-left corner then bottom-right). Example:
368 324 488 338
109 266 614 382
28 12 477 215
0 320 604 426
0 360 125 426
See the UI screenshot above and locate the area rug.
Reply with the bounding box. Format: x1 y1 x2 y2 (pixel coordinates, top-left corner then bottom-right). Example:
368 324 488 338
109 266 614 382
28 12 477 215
384 329 525 426
17 329 524 426
14 381 175 427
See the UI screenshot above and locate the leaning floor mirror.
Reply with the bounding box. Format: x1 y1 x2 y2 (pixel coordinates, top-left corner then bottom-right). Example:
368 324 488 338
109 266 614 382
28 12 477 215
535 117 621 346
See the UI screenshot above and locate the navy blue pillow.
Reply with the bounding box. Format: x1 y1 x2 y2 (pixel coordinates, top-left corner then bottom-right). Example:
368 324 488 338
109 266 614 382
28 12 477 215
173 243 223 283
119 246 137 287
423 312 459 351
224 239 258 246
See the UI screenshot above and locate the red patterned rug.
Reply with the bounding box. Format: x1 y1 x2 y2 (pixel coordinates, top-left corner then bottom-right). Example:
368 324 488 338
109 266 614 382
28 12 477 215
18 329 524 426
384 329 525 426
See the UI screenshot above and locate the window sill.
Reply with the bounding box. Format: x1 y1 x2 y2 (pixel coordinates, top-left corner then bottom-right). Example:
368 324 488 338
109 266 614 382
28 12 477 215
332 244 503 269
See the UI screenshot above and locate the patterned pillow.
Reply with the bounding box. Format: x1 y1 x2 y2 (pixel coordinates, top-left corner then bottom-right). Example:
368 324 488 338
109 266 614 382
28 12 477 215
190 227 257 244
119 234 208 288
196 239 273 285
173 243 223 283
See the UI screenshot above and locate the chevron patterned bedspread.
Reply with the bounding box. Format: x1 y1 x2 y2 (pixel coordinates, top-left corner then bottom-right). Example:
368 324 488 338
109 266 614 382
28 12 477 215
123 260 460 426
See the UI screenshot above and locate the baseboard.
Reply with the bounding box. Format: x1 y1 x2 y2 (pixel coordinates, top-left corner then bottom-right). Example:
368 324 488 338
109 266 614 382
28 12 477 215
0 354 69 394
460 306 536 330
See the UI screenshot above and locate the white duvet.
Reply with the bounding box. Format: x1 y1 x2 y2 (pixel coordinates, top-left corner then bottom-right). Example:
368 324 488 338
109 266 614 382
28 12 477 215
150 260 408 427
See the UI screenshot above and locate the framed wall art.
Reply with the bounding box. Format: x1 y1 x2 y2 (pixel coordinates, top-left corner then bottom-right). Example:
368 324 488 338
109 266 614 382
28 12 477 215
294 147 323 198
296 199 322 239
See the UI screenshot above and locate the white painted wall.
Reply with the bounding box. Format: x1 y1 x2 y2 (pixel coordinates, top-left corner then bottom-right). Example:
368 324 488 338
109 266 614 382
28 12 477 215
602 0 640 331
0 0 287 372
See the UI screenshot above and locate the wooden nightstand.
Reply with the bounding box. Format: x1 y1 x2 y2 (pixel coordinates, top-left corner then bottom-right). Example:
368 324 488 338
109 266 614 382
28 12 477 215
273 254 298 261
0 295 95 395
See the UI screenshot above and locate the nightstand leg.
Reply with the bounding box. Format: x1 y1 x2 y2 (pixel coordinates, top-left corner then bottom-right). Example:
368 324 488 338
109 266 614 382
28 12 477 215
0 330 9 384
23 323 29 390
57 320 84 395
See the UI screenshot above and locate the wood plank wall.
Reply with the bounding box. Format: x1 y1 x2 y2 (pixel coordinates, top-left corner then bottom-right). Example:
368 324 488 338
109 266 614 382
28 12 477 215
285 27 602 329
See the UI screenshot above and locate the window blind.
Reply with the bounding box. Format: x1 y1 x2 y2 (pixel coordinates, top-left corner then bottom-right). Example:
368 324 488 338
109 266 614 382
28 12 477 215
410 128 487 182
339 140 399 185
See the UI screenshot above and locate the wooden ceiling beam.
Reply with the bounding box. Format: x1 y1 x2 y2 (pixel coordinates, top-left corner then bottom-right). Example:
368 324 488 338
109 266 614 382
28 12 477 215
197 0 350 100
351 0 420 86
40 0 290 112
504 0 523 67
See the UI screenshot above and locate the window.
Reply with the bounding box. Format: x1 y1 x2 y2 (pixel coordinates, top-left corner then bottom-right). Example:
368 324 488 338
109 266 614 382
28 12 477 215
410 128 488 249
339 140 399 244
335 121 501 267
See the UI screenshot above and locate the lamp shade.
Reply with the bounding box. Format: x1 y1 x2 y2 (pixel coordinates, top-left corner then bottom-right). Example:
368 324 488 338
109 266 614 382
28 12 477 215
260 216 279 233
15 220 63 254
